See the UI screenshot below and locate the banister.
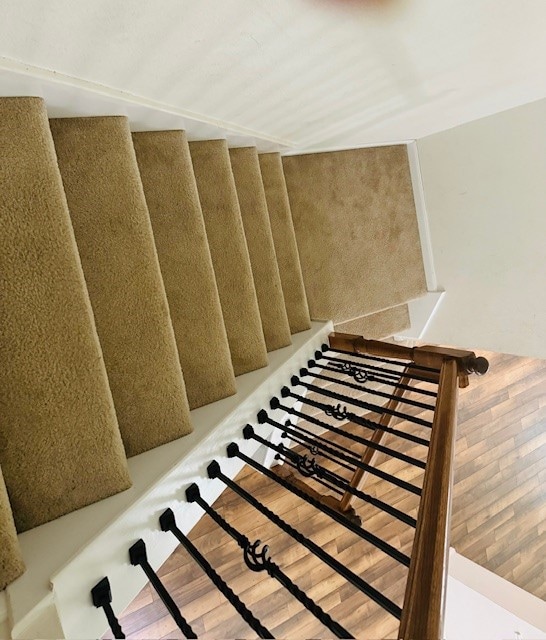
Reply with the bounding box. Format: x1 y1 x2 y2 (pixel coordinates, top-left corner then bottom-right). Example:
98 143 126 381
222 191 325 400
328 332 489 387
398 358 459 640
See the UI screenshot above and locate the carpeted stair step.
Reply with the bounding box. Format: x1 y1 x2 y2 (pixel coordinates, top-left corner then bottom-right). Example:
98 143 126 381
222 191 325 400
258 153 311 334
283 147 427 323
229 147 292 352
189 140 268 376
0 467 25 589
0 98 131 531
334 304 411 339
50 116 192 457
132 130 236 409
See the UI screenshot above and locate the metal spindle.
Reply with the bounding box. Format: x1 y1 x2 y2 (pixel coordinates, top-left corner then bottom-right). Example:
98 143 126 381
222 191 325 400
261 410 426 469
280 388 430 448
301 365 436 412
322 344 441 374
91 577 125 639
159 509 273 639
233 437 410 566
318 350 440 385
207 460 402 620
272 399 423 495
246 426 417 528
185 484 353 638
128 539 197 639
280 455 346 496
310 356 438 398
289 376 433 428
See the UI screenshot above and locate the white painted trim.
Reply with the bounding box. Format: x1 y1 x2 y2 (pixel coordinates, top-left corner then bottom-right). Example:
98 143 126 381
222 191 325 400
282 139 415 157
0 56 295 152
8 322 332 640
395 291 446 342
0 592 8 638
407 141 438 292
448 548 546 634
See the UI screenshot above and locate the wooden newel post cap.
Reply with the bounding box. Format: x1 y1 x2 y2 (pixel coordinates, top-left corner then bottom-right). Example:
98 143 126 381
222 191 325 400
463 355 489 376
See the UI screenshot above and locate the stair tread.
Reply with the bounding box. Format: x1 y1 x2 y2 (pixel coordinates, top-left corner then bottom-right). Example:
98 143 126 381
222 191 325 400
230 147 292 353
50 116 193 457
0 98 131 532
334 304 411 340
190 140 268 376
282 146 427 323
133 130 236 410
259 153 311 334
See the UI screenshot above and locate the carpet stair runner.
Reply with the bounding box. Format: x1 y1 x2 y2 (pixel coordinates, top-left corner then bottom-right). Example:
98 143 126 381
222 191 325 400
132 131 236 409
229 146 292 352
0 98 132 543
258 152 311 334
0 96 425 594
49 116 193 457
189 139 269 376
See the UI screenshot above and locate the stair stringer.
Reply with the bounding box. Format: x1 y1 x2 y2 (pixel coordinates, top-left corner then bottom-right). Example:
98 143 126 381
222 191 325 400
7 322 332 640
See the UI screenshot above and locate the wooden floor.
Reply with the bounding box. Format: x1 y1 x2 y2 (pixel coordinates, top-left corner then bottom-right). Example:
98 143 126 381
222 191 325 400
110 350 546 639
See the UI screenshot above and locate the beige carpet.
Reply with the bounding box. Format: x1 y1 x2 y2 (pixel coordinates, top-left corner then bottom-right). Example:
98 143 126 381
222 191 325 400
283 146 427 323
0 99 131 531
229 147 292 352
259 153 311 334
133 131 236 409
0 468 25 589
190 140 268 376
335 304 410 339
50 117 192 457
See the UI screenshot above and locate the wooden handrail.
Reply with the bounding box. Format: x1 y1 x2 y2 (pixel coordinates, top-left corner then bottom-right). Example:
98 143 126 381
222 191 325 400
328 332 489 388
398 358 459 640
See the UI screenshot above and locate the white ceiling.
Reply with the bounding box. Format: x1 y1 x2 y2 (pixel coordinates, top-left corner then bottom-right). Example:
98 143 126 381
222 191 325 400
0 0 545 149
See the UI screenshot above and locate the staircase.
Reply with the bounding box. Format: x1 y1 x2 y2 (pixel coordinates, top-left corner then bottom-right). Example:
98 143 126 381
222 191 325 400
0 95 454 639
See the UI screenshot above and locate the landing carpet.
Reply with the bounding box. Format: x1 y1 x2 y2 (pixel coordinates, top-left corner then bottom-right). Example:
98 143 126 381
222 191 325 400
283 146 427 323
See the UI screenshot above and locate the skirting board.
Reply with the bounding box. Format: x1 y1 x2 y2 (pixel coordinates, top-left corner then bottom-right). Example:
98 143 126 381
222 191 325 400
7 322 332 640
394 291 445 342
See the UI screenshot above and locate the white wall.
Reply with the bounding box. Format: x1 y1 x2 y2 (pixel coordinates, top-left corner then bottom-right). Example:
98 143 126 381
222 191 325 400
446 578 546 640
418 98 546 358
1 0 546 148
446 550 546 640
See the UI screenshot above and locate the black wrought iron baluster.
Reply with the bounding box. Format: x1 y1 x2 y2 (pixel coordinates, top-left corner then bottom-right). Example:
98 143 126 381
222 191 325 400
275 424 356 473
309 356 438 398
233 436 410 566
207 460 402 620
245 425 417 528
185 484 353 638
317 349 440 386
301 365 436 412
159 509 273 639
260 409 426 469
280 455 345 496
272 399 423 496
322 343 441 374
289 375 433 428
278 388 430 449
91 577 125 639
128 539 197 639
